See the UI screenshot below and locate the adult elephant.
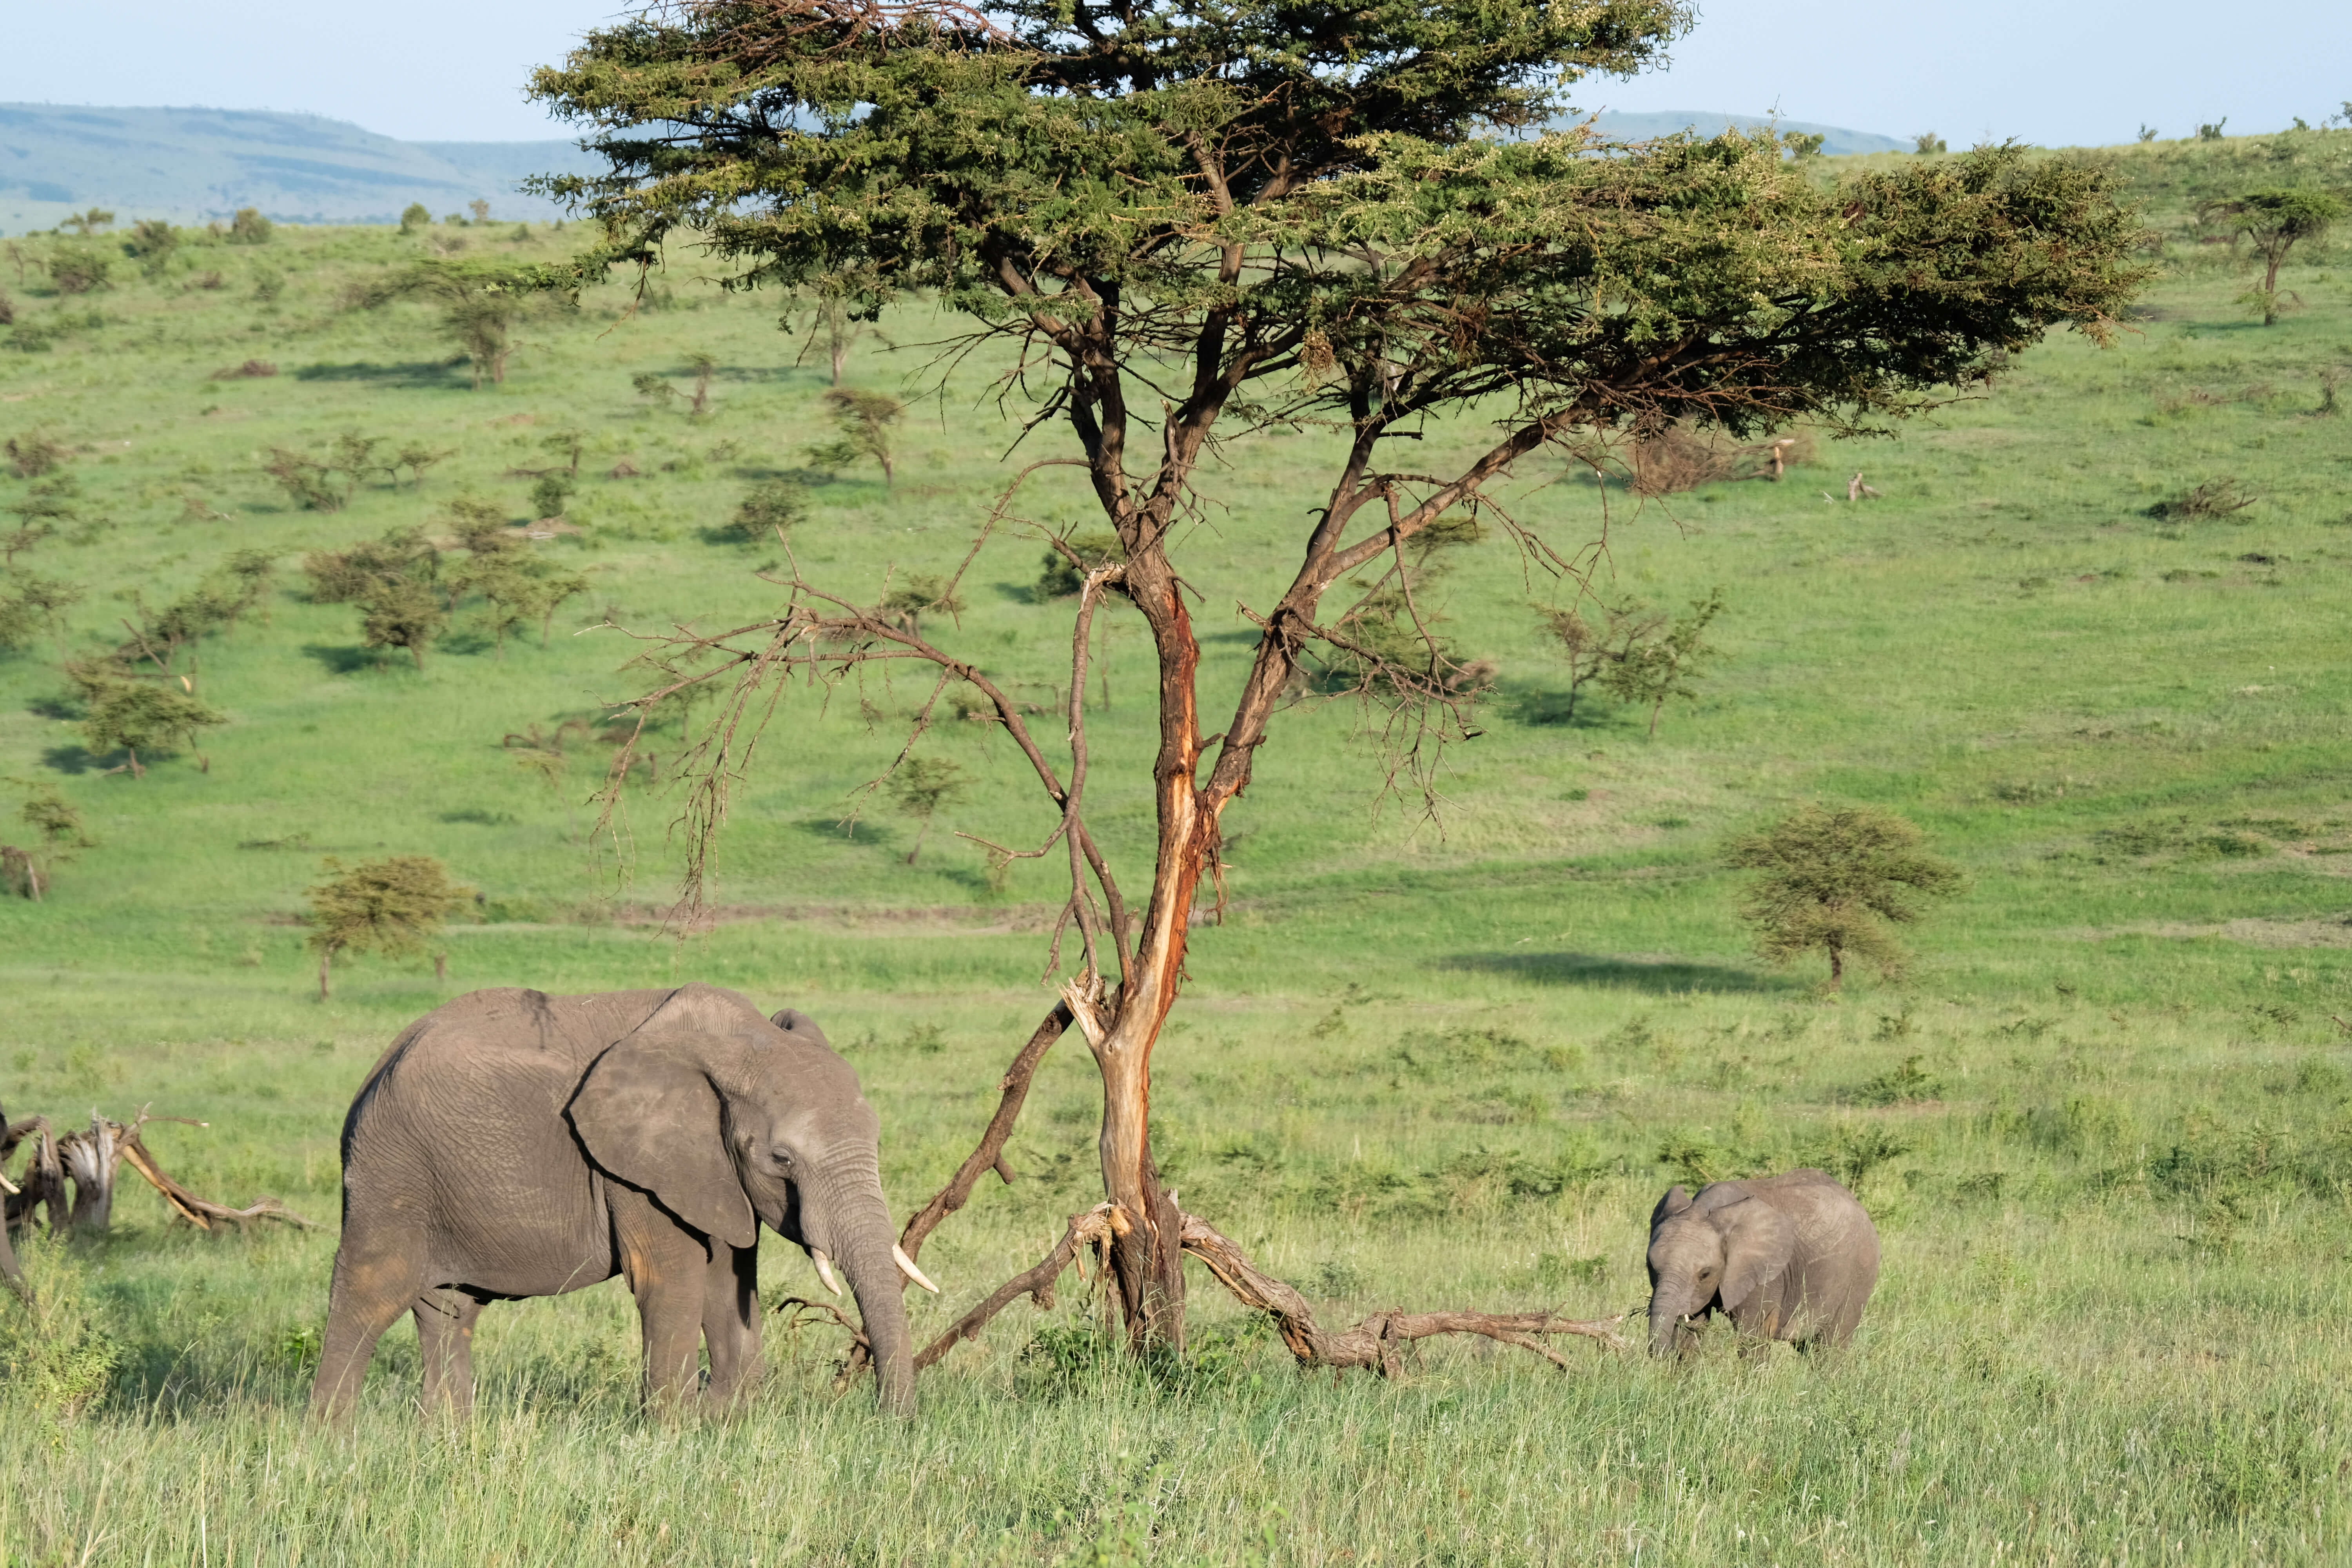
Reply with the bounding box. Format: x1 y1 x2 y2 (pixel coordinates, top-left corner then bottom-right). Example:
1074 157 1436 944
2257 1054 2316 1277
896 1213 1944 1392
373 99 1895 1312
309 984 934 1419
1646 1168 1879 1355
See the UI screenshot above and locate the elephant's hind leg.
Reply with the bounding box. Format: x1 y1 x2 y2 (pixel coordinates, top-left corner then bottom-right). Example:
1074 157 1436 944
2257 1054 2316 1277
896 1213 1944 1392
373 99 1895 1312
310 1228 426 1422
611 1189 710 1417
416 1288 488 1420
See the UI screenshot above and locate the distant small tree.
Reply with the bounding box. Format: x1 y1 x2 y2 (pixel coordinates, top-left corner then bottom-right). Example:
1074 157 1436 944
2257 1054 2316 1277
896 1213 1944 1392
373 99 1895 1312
1727 805 1961 989
361 579 449 670
2200 189 2348 325
123 219 178 279
2196 119 2228 142
350 263 535 388
686 352 718 416
5 430 67 478
809 388 903 484
1036 529 1127 600
2137 125 2159 143
529 472 574 519
732 479 808 546
18 783 89 847
388 441 452 486
0 572 83 657
46 249 111 295
630 371 679 409
400 203 432 234
227 208 273 245
468 200 492 226
1913 132 1947 155
59 209 114 236
1533 596 1656 725
1598 587 1726 736
304 526 440 604
880 572 965 640
888 757 969 865
1784 132 1825 161
304 854 473 999
72 666 227 776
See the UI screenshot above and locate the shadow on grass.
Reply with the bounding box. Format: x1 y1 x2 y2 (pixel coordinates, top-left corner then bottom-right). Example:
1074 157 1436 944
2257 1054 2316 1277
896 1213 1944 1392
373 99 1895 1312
39 742 104 773
293 359 468 388
1441 949 1783 994
300 643 383 675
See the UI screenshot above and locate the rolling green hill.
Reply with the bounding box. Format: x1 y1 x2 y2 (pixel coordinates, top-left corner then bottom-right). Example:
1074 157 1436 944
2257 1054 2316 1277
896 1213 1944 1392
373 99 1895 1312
0 103 598 232
0 133 2349 1562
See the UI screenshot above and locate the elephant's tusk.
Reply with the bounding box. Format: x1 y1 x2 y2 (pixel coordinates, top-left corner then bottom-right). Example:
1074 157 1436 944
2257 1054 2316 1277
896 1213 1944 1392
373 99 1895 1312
893 1242 940 1294
809 1248 842 1296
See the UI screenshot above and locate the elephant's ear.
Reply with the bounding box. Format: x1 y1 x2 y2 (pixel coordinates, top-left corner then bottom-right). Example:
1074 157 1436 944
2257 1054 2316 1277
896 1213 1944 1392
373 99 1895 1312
769 1007 831 1049
568 1033 756 1248
1650 1185 1693 1231
1715 1196 1796 1314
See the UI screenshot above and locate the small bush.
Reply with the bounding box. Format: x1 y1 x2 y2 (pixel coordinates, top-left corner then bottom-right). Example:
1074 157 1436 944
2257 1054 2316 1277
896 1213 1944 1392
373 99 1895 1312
227 207 273 245
1853 1054 1942 1105
5 428 68 478
730 478 807 544
46 249 111 295
2145 478 2256 521
399 202 431 233
1036 528 1126 598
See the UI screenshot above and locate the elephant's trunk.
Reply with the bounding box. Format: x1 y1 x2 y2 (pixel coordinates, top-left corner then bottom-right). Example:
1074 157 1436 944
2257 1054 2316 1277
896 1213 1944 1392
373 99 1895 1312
1648 1279 1700 1357
817 1175 916 1415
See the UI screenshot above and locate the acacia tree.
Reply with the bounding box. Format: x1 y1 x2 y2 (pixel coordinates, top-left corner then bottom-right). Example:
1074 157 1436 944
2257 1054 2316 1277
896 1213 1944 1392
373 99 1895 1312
1726 806 1960 989
305 855 473 1000
532 0 2145 1359
2199 189 2347 325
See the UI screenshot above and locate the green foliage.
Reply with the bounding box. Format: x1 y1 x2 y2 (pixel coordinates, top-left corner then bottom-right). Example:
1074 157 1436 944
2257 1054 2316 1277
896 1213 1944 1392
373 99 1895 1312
226 207 273 245
0 1237 122 1417
123 219 178 279
886 755 969 865
303 525 438 604
1727 804 1962 987
808 387 902 485
730 478 808 546
399 202 432 234
1913 132 1948 155
349 261 539 388
528 472 573 519
69 662 228 775
359 578 450 670
58 207 114 236
1595 586 1725 736
5 428 67 478
0 572 81 654
531 12 2144 454
262 433 388 512
1036 529 1126 599
303 854 472 996
2199 188 2347 323
2197 120 2229 142
16 782 89 847
46 249 112 296
880 572 966 639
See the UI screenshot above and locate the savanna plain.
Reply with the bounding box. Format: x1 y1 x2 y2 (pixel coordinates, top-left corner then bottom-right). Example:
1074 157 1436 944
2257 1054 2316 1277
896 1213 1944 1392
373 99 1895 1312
2 134 2350 1564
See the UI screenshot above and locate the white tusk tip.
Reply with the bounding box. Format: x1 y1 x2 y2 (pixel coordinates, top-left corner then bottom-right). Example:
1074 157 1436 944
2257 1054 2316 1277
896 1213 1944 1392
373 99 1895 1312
893 1241 941 1294
809 1248 842 1296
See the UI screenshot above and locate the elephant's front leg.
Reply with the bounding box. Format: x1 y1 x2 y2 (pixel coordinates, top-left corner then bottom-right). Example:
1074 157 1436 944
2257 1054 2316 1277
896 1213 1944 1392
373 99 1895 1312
613 1190 713 1415
700 1242 763 1412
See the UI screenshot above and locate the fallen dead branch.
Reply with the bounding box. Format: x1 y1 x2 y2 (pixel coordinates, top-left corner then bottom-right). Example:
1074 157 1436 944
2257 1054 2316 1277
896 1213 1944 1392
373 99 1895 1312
2 1108 315 1235
860 1202 1625 1387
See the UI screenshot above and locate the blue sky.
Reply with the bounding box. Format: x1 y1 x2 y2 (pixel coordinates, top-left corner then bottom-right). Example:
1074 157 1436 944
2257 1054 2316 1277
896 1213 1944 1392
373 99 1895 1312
7 0 2348 147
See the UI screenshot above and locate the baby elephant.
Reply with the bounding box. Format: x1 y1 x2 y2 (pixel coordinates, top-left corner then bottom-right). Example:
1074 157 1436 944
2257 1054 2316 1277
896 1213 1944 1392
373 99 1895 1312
1646 1168 1879 1355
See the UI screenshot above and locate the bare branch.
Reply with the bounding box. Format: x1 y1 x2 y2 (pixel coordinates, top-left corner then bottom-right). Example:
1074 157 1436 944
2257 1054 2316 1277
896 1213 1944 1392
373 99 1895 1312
898 1001 1073 1263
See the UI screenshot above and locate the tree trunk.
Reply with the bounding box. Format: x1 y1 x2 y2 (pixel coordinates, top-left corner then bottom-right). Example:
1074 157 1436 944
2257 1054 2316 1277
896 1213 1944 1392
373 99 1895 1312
1828 943 1844 990
318 946 334 1000
830 325 848 387
906 818 929 866
57 1116 122 1232
410 641 426 671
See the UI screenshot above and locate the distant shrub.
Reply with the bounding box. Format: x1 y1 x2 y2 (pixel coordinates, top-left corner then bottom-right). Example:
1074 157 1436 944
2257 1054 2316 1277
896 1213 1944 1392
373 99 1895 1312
1727 804 1961 989
69 662 228 776
5 428 67 478
468 200 491 225
2145 478 2256 520
1784 131 1825 160
123 219 178 278
46 249 111 295
303 526 439 604
399 202 431 233
227 207 273 245
1853 1054 1942 1106
209 358 277 379
1913 132 1947 155
304 853 473 998
529 473 575 520
2196 119 2227 142
730 478 808 545
1036 528 1125 598
807 386 903 483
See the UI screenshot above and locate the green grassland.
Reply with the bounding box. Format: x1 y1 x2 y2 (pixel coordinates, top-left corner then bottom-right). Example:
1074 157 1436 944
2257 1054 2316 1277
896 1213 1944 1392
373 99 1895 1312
1 134 2350 1564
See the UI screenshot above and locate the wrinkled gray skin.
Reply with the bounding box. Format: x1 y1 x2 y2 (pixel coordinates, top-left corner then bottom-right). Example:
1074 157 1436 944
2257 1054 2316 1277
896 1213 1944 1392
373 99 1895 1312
0 1098 27 1306
309 984 915 1419
1647 1169 1880 1356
